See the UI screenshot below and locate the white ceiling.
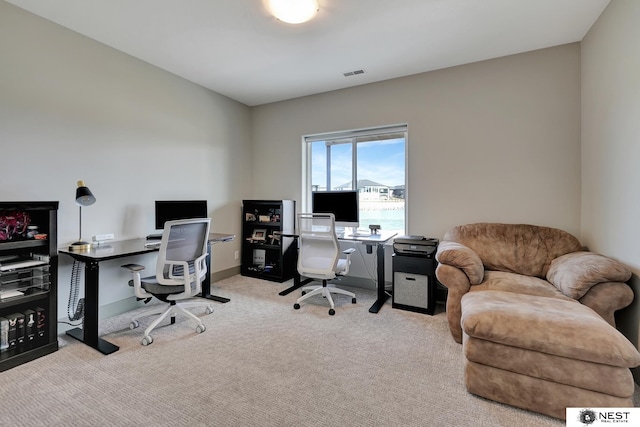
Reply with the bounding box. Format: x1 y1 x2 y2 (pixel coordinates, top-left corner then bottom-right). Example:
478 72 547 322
7 0 610 106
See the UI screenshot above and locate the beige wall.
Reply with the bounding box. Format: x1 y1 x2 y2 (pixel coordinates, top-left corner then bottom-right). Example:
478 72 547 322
251 44 582 240
581 0 640 351
0 2 252 319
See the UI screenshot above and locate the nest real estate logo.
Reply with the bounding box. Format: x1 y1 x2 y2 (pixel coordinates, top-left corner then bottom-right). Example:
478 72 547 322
566 408 639 426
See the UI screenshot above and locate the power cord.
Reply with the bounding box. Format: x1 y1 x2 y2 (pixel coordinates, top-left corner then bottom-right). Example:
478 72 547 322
68 259 85 322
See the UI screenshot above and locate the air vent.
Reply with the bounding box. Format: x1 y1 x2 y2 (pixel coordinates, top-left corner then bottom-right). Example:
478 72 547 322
343 69 366 77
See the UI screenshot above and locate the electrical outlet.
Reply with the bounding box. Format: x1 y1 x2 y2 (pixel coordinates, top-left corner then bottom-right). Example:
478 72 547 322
234 250 239 260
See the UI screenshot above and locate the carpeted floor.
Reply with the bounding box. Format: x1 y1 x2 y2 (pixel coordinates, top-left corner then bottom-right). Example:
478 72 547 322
0 275 629 426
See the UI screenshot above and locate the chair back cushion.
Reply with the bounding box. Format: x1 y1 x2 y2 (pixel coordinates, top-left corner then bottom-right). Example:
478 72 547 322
443 223 582 278
297 213 339 278
156 218 210 287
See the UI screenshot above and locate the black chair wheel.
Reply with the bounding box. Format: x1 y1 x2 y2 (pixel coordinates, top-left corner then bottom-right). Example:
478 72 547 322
294 303 301 310
329 309 335 316
352 297 357 304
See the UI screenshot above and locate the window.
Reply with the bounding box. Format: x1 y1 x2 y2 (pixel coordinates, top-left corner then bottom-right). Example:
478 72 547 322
302 125 407 234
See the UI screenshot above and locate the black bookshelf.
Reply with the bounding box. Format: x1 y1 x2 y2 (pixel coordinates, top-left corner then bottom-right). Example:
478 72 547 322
241 200 296 282
0 201 58 371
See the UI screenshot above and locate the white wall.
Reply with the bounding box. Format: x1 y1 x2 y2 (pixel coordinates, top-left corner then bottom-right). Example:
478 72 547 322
250 44 581 285
0 2 252 321
581 0 640 352
251 44 582 239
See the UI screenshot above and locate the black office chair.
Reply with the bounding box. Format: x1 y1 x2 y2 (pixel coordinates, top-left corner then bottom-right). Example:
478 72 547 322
122 218 213 345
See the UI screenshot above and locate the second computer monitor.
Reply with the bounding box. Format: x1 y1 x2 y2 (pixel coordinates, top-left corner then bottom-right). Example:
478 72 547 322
155 200 208 230
311 190 359 228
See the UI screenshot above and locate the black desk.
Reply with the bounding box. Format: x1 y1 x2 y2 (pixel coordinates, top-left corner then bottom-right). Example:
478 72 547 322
59 233 234 355
279 231 397 313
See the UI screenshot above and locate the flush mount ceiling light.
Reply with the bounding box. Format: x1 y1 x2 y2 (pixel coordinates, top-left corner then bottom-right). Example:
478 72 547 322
267 0 319 24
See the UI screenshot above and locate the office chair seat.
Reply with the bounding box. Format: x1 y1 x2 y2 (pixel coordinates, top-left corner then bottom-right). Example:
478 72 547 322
122 218 213 346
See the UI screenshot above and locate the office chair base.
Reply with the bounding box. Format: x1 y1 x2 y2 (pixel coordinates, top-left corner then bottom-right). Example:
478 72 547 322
130 299 213 345
294 283 356 315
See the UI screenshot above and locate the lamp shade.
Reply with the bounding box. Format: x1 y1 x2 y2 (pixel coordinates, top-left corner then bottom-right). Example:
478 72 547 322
75 180 96 206
267 0 319 24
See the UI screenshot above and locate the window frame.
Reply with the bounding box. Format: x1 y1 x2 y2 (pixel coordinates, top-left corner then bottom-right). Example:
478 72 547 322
302 124 408 233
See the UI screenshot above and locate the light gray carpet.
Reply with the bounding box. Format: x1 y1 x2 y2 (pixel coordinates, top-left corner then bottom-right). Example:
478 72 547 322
0 275 632 426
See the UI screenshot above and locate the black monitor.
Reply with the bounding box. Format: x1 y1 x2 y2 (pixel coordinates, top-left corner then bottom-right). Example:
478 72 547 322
311 191 359 228
154 200 208 230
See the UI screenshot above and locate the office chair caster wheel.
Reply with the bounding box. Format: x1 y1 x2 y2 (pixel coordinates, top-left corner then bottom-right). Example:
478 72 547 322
329 309 335 316
205 306 214 315
352 298 357 304
196 324 206 334
141 335 153 346
294 303 301 310
129 320 139 330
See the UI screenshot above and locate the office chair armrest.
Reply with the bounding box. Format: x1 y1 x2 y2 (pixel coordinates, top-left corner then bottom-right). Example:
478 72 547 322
121 263 153 299
121 263 145 272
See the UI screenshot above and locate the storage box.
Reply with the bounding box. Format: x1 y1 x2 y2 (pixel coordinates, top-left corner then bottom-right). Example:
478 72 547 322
392 272 433 314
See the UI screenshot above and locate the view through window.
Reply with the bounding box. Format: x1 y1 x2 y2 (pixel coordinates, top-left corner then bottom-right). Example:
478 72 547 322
303 125 407 235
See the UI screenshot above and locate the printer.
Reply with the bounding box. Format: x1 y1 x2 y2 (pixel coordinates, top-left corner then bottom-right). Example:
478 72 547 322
393 235 438 257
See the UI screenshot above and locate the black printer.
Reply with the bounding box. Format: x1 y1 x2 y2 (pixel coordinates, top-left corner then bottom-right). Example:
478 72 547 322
393 235 438 257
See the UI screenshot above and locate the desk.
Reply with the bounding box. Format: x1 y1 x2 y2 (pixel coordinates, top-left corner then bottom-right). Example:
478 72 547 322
279 231 397 313
59 233 234 355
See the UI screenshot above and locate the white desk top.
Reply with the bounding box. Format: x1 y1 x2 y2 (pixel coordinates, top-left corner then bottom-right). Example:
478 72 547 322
338 230 397 244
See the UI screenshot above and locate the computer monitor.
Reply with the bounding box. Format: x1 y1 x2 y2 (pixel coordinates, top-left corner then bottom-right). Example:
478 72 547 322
311 191 359 228
154 200 208 230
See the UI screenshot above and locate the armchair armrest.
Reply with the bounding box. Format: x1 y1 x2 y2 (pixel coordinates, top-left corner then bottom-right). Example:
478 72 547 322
435 241 484 284
580 282 635 327
435 241 485 344
546 251 632 299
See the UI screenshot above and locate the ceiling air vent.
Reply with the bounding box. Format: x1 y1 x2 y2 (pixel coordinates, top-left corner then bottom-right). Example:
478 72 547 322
343 69 366 77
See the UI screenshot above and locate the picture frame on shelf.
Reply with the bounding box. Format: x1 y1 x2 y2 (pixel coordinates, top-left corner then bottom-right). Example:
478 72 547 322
251 229 267 241
258 215 271 223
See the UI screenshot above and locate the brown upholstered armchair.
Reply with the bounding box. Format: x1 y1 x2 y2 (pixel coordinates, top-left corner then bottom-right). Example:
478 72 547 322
435 223 634 344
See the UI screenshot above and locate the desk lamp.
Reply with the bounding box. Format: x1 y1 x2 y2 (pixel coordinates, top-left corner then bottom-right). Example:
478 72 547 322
68 180 96 252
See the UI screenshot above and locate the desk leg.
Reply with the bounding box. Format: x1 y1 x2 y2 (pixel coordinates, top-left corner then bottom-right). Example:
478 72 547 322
65 261 119 355
369 243 389 313
279 273 312 296
200 242 230 303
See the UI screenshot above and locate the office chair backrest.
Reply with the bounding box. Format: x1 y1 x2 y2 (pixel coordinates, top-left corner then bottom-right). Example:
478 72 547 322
157 218 211 285
297 213 340 278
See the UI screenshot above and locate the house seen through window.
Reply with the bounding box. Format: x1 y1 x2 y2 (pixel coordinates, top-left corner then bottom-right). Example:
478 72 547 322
302 125 407 235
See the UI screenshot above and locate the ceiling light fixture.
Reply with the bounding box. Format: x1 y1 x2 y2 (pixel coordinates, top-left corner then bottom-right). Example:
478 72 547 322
267 0 319 24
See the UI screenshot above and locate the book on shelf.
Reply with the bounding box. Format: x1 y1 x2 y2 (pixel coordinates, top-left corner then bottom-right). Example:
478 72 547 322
6 312 21 350
36 306 47 342
24 309 36 343
0 316 8 351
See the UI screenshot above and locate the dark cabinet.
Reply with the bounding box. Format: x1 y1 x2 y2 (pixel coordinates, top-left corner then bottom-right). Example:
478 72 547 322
241 200 296 282
0 201 58 371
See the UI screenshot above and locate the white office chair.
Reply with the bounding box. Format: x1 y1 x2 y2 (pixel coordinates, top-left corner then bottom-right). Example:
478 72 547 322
121 218 213 345
293 213 356 315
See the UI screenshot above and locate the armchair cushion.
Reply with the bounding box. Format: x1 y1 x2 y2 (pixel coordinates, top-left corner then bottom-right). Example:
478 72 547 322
547 252 632 299
436 241 484 285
